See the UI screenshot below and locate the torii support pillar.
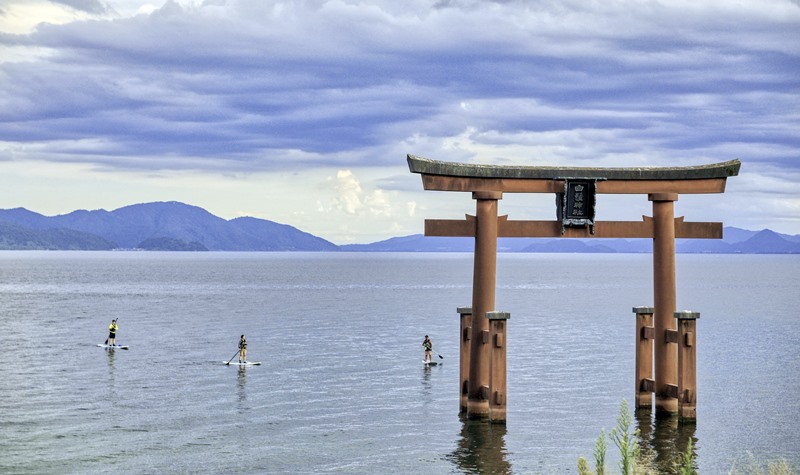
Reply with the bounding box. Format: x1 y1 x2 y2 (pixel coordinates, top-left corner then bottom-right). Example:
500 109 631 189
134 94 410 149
457 307 473 414
651 193 679 415
487 311 510 423
633 306 655 409
675 311 700 421
468 191 501 420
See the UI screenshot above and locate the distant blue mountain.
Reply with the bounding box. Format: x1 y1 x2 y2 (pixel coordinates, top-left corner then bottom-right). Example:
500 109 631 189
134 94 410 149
341 235 475 252
1 202 798 253
0 220 116 250
340 227 800 254
0 202 338 251
729 229 800 254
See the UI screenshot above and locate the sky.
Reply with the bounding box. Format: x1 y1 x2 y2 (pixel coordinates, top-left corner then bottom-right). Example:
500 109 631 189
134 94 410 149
0 0 798 244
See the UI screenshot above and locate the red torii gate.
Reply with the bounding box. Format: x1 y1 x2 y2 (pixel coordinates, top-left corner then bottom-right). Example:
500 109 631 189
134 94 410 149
408 154 741 423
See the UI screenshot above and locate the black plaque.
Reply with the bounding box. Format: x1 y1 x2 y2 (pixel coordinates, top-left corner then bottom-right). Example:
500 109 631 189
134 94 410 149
556 179 597 234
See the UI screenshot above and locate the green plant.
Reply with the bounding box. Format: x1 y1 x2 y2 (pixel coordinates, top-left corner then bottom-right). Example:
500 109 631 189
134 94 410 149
610 400 640 475
578 430 608 475
578 457 593 475
578 400 797 475
677 437 697 475
729 454 798 475
594 429 607 475
578 400 658 475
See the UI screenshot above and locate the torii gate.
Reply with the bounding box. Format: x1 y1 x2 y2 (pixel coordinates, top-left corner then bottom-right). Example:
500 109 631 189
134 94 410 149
408 154 741 423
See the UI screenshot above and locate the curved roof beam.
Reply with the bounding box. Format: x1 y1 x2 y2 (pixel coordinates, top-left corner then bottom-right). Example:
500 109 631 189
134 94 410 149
407 154 741 181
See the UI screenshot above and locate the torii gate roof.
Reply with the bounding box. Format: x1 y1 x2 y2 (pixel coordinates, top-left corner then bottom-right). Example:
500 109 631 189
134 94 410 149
407 155 741 195
408 154 741 181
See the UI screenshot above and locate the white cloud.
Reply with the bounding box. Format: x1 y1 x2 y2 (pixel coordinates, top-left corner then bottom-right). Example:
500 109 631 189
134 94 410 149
332 169 396 217
407 201 417 217
364 188 392 217
334 169 363 214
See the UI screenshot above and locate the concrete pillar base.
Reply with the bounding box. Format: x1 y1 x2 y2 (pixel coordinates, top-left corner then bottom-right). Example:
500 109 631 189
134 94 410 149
635 393 653 408
655 397 678 414
489 408 507 424
460 391 469 414
467 399 490 420
679 406 697 421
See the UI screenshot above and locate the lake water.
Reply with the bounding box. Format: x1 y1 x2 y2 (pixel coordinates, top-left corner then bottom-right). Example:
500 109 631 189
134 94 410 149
1 252 798 474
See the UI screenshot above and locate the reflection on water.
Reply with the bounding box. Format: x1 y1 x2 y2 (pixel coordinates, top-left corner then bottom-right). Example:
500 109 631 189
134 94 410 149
448 417 512 475
105 347 118 401
421 365 432 394
105 348 116 381
237 366 247 406
636 409 697 473
105 347 116 369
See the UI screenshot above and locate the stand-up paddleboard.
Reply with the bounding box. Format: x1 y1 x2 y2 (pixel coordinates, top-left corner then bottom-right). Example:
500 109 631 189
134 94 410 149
423 360 439 366
224 361 261 366
98 344 129 350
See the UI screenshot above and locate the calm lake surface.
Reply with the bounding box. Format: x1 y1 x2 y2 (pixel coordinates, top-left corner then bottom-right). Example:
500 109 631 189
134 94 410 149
1 252 798 474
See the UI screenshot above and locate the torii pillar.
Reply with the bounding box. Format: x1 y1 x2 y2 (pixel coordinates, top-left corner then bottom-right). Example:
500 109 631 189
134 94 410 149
468 191 501 419
651 193 679 414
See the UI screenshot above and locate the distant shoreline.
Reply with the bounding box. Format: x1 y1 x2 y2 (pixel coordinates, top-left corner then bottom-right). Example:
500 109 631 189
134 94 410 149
2 202 799 253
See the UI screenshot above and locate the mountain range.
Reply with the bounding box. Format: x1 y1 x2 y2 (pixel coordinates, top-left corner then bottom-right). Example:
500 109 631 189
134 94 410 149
0 202 337 251
1 201 799 253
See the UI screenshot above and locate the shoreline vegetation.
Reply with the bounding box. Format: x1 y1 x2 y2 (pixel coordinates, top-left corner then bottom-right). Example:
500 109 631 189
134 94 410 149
578 401 797 475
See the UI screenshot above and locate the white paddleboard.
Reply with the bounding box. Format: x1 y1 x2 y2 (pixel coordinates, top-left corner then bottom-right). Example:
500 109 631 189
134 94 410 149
423 360 439 366
224 361 261 366
98 344 129 350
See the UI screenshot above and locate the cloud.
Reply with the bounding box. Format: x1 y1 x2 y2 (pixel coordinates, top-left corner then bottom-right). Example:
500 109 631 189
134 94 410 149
50 0 110 15
0 0 799 238
407 201 417 217
334 169 364 214
332 169 394 217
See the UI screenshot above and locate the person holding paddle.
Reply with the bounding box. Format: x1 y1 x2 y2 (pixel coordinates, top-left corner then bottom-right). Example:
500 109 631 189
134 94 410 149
107 319 118 346
238 335 247 363
422 335 433 363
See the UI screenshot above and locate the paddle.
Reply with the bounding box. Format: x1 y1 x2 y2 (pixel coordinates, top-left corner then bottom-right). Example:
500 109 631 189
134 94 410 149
428 350 443 360
225 351 239 365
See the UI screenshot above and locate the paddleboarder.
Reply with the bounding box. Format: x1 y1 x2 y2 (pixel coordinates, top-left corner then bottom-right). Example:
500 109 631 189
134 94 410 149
238 335 247 363
107 319 118 346
422 335 432 363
